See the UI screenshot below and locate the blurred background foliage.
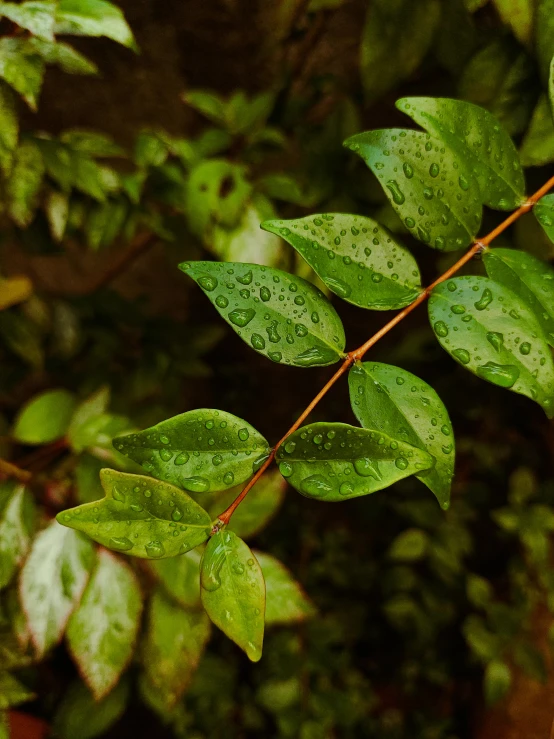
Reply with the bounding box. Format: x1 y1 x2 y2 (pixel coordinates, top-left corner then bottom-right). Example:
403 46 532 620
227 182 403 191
1 0 554 737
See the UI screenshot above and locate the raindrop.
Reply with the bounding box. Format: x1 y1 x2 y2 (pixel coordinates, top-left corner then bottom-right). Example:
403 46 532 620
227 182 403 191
279 461 293 477
145 540 165 558
160 449 173 462
216 295 229 308
339 482 355 496
251 334 266 350
294 347 337 366
238 428 250 441
452 348 471 364
284 440 296 454
434 321 449 337
386 180 405 205
474 288 493 311
486 332 503 351
395 457 408 470
260 286 271 302
223 471 235 485
172 508 183 521
476 362 520 388
519 342 531 355
109 537 133 551
182 477 210 493
300 475 333 497
429 163 440 177
353 458 382 480
229 309 255 327
112 487 125 503
198 276 217 291
174 452 190 465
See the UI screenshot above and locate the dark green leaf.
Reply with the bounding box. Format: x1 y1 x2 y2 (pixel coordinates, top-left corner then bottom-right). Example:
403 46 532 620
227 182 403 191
13 388 76 444
388 528 429 561
181 261 346 367
534 194 554 246
275 422 434 501
20 521 95 656
149 548 202 609
483 247 554 346
0 483 34 589
0 671 35 708
0 81 18 175
345 129 482 251
254 551 315 626
67 549 142 698
492 0 532 45
550 56 554 118
201 529 265 661
0 1 56 39
53 679 129 739
429 276 554 416
262 213 422 309
0 38 44 109
55 0 137 50
466 574 493 608
182 90 227 127
349 362 454 509
484 660 511 704
6 139 44 227
537 0 554 83
397 97 525 210
112 409 269 493
57 469 212 558
519 96 554 167
75 454 105 504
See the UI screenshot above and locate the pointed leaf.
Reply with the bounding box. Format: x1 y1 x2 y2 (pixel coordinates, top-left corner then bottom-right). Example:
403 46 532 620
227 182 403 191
57 469 212 558
141 589 210 710
492 0 533 45
0 671 35 708
519 96 554 168
53 679 129 739
345 129 482 251
275 422 434 501
0 483 35 589
67 386 110 450
200 530 265 661
534 194 554 247
20 521 95 656
182 90 227 127
13 389 76 444
483 247 554 347
112 409 269 493
67 549 142 699
262 214 422 310
388 528 429 561
55 0 137 50
429 276 554 417
0 1 56 40
397 97 525 210
0 38 44 109
181 261 346 367
0 81 18 175
148 548 202 609
254 551 315 626
6 139 44 227
28 37 98 75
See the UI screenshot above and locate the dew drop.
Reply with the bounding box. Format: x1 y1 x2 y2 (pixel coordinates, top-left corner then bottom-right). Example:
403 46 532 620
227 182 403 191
353 458 382 479
198 276 217 291
300 474 333 497
476 362 520 388
182 476 210 493
474 288 493 311
160 448 173 462
279 461 293 478
174 452 190 466
434 321 449 338
229 308 255 327
519 342 531 355
386 180 405 205
109 537 133 551
395 457 408 470
145 540 165 558
452 348 471 364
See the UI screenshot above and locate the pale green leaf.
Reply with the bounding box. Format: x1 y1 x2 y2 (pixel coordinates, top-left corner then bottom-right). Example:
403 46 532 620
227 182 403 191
148 548 202 609
0 1 56 39
0 81 18 175
67 549 143 698
0 37 44 109
75 454 104 504
57 469 212 558
68 386 110 450
254 551 315 626
0 671 35 708
492 0 533 45
182 90 227 127
397 97 525 210
519 96 554 167
181 261 346 367
55 0 137 50
345 129 482 251
428 276 554 417
201 530 265 661
20 521 95 656
484 660 511 704
6 139 44 227
27 37 98 74
483 247 554 346
61 129 125 157
275 422 434 501
45 189 70 241
262 213 422 309
141 589 210 710
53 679 129 739
13 388 76 444
0 483 34 589
388 528 429 561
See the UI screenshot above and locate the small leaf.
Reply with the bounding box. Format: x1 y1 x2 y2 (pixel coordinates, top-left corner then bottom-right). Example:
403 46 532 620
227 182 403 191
53 679 129 739
483 247 554 347
254 551 315 626
67 386 110 449
58 469 212 558
492 0 533 45
45 190 69 241
181 261 346 367
6 139 45 227
61 129 125 157
13 388 76 444
0 671 35 708
20 521 95 656
55 0 137 50
0 38 44 109
519 96 554 168
397 97 525 210
388 528 428 561
0 483 35 589
345 129 482 251
349 362 454 509
67 549 143 699
201 529 265 661
275 422 434 501
429 276 554 417
182 90 227 127
0 81 18 175
112 409 269 493
0 1 56 40
484 660 511 704
148 548 202 609
262 213 422 310
75 454 105 504
28 38 98 75
0 275 33 311
141 588 210 710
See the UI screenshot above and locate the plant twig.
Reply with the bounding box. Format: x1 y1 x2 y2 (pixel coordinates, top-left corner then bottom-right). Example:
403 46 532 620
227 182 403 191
0 458 32 483
217 179 554 525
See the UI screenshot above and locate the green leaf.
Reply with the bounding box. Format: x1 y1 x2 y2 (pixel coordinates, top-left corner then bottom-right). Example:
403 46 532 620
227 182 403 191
27 37 98 75
262 213 422 309
348 362 454 509
484 660 511 704
519 96 554 167
550 56 554 119
45 189 70 241
466 574 493 608
534 195 554 247
360 0 441 101
201 529 265 661
254 551 315 626
13 388 76 444
60 129 125 157
67 386 110 450
492 0 533 45
112 409 269 493
537 0 554 83
483 247 554 347
20 521 95 656
345 129 482 251
57 469 212 558
428 276 554 417
67 549 143 699
55 0 137 50
53 679 129 739
141 588 211 710
388 528 429 561
6 139 45 227
182 90 227 127
0 38 44 109
0 483 34 589
0 81 18 175
275 422 434 501
0 671 35 708
0 1 56 39
75 454 105 504
181 261 346 367
0 712 7 739
397 97 525 210
149 548 202 609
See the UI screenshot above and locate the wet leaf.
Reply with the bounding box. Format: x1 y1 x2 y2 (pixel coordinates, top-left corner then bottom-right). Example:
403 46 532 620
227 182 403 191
200 530 265 661
397 97 525 210
254 551 316 626
519 96 554 167
262 213 422 309
13 388 76 444
67 549 142 699
429 276 554 416
57 469 212 558
148 548 202 609
112 409 269 493
275 422 434 501
181 261 346 367
345 128 482 251
0 37 44 109
483 247 554 347
53 679 129 739
550 56 554 118
534 194 554 247
0 1 56 40
0 483 35 589
55 0 137 50
349 362 454 509
6 139 45 227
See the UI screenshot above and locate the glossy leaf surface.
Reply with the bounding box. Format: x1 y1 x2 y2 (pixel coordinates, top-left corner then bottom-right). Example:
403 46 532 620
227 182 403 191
200 530 265 661
0 483 34 589
66 549 143 698
262 213 422 309
53 679 129 739
255 551 315 626
534 195 554 246
345 129 482 251
429 276 554 416
13 388 76 444
397 97 525 210
483 247 554 346
275 422 434 501
181 261 346 367
349 362 454 509
148 548 202 609
57 469 211 558
113 409 269 493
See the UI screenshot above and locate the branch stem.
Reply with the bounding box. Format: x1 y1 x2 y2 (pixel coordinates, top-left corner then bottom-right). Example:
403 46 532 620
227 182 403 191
0 458 31 483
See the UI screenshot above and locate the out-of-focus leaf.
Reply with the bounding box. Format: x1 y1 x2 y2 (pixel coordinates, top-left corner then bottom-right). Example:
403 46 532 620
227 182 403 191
492 0 533 45
68 386 110 447
519 96 554 167
0 712 7 739
74 454 105 504
537 0 554 83
0 81 18 174
60 129 125 157
27 37 98 74
6 139 44 227
484 660 511 704
0 483 34 590
0 38 44 109
0 671 35 708
45 190 69 241
149 548 202 609
254 551 315 625
53 679 129 739
0 1 56 39
388 528 429 561
182 90 227 127
13 388 76 444
55 0 137 50
0 276 33 311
